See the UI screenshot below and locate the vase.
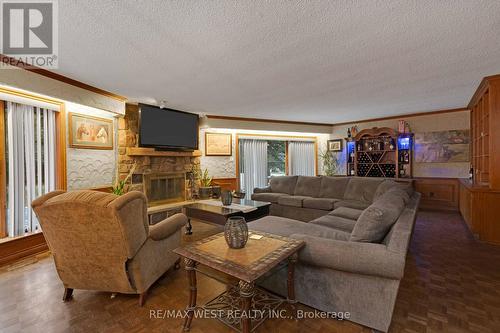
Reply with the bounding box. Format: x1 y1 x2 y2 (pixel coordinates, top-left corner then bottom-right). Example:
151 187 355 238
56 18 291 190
211 186 221 199
199 186 212 199
221 190 233 206
224 216 248 249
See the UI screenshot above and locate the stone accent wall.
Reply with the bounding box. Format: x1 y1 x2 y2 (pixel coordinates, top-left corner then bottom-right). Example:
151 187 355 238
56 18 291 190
117 104 200 196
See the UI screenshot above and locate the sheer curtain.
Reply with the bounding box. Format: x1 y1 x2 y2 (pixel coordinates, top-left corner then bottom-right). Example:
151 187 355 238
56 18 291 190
239 139 268 199
6 101 57 237
288 141 315 176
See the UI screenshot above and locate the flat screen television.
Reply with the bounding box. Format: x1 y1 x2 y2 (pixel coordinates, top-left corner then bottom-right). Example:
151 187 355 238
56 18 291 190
139 103 199 151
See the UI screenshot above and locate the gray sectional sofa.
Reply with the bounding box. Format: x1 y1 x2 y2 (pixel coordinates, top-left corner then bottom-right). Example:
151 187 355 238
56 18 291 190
249 176 420 332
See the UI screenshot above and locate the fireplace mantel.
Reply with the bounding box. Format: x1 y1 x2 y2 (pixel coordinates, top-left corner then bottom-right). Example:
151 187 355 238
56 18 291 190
126 147 202 157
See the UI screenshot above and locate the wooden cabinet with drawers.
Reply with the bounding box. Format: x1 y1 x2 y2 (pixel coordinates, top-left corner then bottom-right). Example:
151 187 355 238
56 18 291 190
459 179 500 244
458 74 500 245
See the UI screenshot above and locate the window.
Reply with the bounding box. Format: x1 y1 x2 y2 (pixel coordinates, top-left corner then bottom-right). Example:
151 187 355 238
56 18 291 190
237 135 317 197
267 140 286 177
4 101 57 238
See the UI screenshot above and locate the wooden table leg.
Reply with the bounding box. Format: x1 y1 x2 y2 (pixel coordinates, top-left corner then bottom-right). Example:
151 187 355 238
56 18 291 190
185 218 193 235
238 280 255 333
287 253 298 319
183 258 197 331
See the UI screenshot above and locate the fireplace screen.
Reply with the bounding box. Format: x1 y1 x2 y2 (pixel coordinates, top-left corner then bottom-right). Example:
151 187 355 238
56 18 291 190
143 172 186 206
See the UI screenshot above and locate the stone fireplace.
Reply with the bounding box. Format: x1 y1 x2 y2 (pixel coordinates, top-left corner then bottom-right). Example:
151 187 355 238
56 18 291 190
118 104 200 204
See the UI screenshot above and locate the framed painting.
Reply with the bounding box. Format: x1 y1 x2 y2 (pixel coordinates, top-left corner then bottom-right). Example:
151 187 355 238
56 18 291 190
69 113 114 150
327 139 343 152
414 129 470 163
205 132 232 156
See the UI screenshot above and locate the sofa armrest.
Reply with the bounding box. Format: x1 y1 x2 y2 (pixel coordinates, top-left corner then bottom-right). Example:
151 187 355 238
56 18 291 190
254 186 272 193
290 234 405 280
149 213 187 241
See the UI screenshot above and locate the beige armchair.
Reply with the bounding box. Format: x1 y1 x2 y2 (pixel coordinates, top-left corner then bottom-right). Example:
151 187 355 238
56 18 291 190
32 190 186 306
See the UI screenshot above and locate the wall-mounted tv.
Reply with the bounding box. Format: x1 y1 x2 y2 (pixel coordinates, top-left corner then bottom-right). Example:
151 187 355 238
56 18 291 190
139 103 199 151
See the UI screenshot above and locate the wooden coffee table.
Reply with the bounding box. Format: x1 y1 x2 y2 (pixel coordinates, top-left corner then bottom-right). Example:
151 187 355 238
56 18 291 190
182 199 270 234
174 231 305 333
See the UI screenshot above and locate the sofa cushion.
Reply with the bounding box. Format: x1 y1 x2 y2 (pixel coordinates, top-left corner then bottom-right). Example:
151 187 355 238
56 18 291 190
334 200 371 210
278 195 309 207
385 187 411 204
374 180 414 201
251 192 289 203
303 197 338 210
270 176 298 195
328 207 363 220
343 177 384 203
253 186 272 194
319 176 350 199
350 191 406 243
248 216 350 241
311 215 357 233
294 176 322 197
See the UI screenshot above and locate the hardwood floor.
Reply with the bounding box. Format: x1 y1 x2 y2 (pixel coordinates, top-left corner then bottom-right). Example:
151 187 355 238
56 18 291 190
1 212 500 332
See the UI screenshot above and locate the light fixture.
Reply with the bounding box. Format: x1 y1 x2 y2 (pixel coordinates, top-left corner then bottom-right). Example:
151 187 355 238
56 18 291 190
159 100 167 109
199 113 210 129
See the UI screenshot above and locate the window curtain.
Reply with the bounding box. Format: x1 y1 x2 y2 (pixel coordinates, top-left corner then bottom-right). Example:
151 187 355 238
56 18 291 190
288 141 315 176
239 139 268 199
6 101 56 237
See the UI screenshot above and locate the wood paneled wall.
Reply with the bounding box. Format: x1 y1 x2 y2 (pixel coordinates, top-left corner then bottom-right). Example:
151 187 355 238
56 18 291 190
0 233 48 266
211 178 238 191
414 178 459 211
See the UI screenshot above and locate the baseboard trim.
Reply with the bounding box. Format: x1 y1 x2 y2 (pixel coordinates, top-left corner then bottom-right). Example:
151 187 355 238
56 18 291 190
0 233 48 266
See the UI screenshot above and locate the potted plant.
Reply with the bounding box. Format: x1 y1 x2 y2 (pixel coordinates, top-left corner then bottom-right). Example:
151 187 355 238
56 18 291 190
112 163 137 195
319 149 340 176
196 167 213 199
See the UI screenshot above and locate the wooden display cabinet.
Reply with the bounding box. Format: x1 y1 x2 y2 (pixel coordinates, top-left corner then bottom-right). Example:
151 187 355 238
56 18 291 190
459 74 500 245
346 127 413 179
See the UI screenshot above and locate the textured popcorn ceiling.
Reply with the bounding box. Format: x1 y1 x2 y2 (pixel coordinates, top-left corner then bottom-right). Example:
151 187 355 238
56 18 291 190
56 1 500 123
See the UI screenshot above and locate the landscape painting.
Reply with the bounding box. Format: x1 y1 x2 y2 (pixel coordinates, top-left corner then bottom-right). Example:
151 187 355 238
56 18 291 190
205 132 232 156
414 130 470 163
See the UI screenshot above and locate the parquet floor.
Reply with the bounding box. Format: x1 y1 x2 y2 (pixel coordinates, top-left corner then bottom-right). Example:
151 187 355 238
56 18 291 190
1 211 500 333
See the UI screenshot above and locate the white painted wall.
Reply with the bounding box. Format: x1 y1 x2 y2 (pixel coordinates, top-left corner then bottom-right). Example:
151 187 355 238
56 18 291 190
199 119 331 180
66 102 118 190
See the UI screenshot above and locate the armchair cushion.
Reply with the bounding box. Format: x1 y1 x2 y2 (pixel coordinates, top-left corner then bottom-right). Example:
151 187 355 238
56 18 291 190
149 213 187 241
290 234 405 279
